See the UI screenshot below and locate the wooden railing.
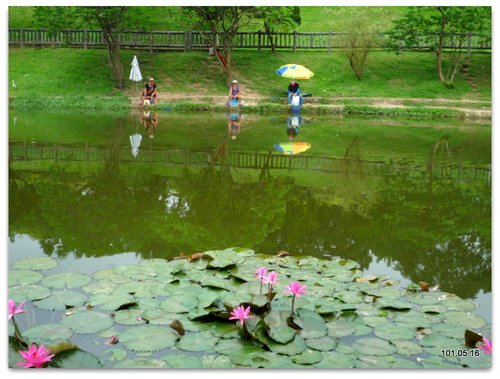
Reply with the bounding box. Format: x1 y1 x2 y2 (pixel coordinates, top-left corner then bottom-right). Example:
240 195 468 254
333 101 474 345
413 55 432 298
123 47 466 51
9 141 491 183
8 29 492 53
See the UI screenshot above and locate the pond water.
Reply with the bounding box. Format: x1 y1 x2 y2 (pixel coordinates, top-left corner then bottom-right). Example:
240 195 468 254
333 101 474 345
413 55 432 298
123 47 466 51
9 109 491 329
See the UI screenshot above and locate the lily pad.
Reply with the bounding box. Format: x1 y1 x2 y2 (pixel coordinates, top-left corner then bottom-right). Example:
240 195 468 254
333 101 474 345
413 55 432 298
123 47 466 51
119 326 178 352
205 321 240 339
12 256 58 271
114 309 146 325
295 308 328 339
443 311 486 329
176 331 219 352
314 352 356 368
378 298 412 310
49 349 103 368
8 270 43 286
305 336 337 351
263 310 296 344
352 337 397 356
200 355 234 368
356 355 396 368
114 358 167 368
9 284 51 302
41 272 91 289
326 319 356 338
104 348 128 363
205 248 251 268
60 311 114 334
89 293 135 311
290 349 323 365
34 290 87 311
266 334 307 356
392 340 423 355
160 354 203 368
141 309 175 325
373 323 416 341
23 323 74 345
160 298 191 313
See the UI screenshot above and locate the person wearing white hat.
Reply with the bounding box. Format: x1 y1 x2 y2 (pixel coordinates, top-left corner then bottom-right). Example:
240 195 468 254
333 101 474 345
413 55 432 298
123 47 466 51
228 80 241 102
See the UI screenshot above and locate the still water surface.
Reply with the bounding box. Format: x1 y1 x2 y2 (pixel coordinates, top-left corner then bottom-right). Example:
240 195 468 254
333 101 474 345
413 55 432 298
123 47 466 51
9 110 491 321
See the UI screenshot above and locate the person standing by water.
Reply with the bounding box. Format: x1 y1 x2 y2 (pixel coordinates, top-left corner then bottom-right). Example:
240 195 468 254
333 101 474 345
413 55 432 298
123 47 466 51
142 77 158 105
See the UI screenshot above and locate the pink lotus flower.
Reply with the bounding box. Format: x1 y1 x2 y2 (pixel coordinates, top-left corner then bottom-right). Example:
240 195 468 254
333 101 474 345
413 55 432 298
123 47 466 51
478 338 492 354
263 271 279 286
283 281 308 298
105 335 119 345
229 305 255 326
16 344 55 368
255 267 268 282
8 299 26 320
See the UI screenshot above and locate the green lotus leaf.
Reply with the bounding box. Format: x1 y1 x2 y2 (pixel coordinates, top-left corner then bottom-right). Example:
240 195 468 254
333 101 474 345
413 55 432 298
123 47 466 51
263 310 296 344
93 269 129 284
138 258 171 272
82 280 116 295
407 292 448 305
266 334 307 356
378 298 412 310
421 305 446 314
104 348 128 363
119 326 178 352
113 280 158 298
48 349 103 368
220 291 253 308
391 358 422 368
12 256 58 271
60 310 114 334
421 356 462 368
8 270 43 286
373 323 415 341
23 323 73 345
369 286 403 299
89 293 135 311
114 309 146 325
160 298 191 313
200 355 234 368
295 308 328 339
141 309 175 325
361 316 390 328
443 311 486 329
113 264 158 280
228 265 257 282
199 275 228 290
356 355 396 368
160 354 203 368
418 333 464 349
430 323 466 339
392 311 436 328
197 287 224 308
9 284 51 302
352 337 397 356
205 321 240 339
314 352 356 368
392 340 423 355
34 290 87 311
98 327 118 338
351 318 373 336
290 349 323 365
336 343 356 354
136 297 160 310
41 272 91 289
305 336 337 351
176 331 219 352
166 259 190 274
114 358 167 368
214 337 264 356
441 297 478 312
335 290 364 304
205 248 250 268
188 307 212 320
326 319 356 338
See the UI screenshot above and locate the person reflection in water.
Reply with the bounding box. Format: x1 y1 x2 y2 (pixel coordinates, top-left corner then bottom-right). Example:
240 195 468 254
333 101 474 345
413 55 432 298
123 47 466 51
142 110 159 139
228 112 241 140
287 113 303 140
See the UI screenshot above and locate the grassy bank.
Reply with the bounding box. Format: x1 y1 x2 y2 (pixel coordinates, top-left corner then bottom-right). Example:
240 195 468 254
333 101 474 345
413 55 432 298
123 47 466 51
10 48 491 100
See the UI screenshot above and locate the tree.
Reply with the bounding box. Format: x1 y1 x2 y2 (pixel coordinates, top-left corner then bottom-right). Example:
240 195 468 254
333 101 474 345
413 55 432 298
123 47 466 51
391 6 491 86
34 6 133 89
184 6 257 81
254 7 301 53
342 7 388 81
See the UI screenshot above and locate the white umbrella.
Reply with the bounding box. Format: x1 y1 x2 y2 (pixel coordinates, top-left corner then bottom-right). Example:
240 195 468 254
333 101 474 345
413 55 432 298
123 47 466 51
129 55 142 91
130 133 142 158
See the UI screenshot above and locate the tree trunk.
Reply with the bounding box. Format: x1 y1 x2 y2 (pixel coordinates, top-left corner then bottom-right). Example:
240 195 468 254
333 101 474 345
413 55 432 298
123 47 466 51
264 24 276 53
436 8 447 83
102 29 124 89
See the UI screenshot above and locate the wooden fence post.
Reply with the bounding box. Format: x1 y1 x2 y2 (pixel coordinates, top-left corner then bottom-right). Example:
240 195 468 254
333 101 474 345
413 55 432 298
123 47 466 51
20 29 24 48
150 32 154 53
258 31 261 51
184 30 192 52
84 29 88 49
293 31 297 53
328 32 332 53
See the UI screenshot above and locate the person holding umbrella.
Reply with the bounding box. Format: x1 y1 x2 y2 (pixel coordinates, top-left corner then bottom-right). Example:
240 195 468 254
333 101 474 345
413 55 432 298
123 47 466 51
288 80 301 104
